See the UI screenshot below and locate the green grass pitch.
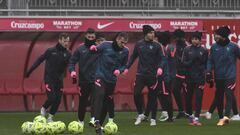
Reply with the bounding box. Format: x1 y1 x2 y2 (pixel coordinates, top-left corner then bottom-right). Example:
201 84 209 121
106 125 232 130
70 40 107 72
0 112 239 135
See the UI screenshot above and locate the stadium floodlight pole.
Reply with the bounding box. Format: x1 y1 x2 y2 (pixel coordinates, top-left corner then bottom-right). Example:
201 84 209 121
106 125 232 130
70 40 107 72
7 0 11 16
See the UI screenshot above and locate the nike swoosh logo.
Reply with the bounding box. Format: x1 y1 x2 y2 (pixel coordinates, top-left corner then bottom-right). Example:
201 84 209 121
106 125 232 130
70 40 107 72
97 22 114 29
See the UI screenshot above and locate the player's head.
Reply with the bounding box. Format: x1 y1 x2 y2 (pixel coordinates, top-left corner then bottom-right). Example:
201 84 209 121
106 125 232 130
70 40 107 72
157 31 171 46
85 28 96 46
115 32 128 48
173 29 185 42
214 26 231 43
58 33 70 49
95 32 106 45
191 31 202 46
143 25 155 41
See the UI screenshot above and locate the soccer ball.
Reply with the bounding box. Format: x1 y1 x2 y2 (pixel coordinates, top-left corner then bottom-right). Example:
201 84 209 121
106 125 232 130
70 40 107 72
55 121 66 134
33 115 47 124
104 122 118 135
68 121 83 134
32 122 46 135
111 122 118 134
21 121 34 134
45 122 58 134
104 123 113 134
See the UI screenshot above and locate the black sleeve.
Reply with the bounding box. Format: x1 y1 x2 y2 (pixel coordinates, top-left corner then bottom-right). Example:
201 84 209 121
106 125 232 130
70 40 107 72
68 49 80 72
234 44 240 59
158 45 167 69
119 50 129 73
207 47 214 73
176 47 183 63
202 49 209 70
26 49 51 76
126 43 138 69
182 47 192 67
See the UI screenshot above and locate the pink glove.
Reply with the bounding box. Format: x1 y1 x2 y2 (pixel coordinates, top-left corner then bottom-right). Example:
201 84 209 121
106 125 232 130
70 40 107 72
90 45 97 51
157 68 163 76
113 70 120 76
122 69 129 75
71 71 77 78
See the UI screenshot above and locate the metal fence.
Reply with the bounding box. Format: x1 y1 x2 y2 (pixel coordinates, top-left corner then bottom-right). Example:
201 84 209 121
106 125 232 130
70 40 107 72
26 0 240 10
0 0 239 16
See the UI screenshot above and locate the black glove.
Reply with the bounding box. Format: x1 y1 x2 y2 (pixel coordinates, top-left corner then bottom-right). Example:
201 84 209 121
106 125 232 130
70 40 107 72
209 80 214 88
72 78 77 84
206 72 214 88
206 72 213 83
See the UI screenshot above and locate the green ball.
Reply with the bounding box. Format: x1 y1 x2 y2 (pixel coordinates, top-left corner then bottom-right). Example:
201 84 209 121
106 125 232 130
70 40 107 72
45 122 57 135
68 121 83 134
33 115 47 124
21 121 34 134
104 122 118 135
111 122 118 134
55 121 66 134
104 123 113 135
32 122 46 135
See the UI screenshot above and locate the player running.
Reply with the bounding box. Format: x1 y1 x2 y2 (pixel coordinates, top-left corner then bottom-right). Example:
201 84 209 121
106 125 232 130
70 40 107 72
90 32 129 134
25 33 71 122
68 28 98 128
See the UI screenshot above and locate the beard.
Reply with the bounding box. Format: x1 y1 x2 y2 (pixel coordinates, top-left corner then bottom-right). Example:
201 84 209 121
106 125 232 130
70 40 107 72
112 41 123 51
216 38 230 46
85 38 96 47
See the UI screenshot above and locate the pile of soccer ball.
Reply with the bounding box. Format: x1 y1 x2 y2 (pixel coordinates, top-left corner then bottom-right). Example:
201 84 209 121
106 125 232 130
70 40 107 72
21 115 118 134
21 115 67 134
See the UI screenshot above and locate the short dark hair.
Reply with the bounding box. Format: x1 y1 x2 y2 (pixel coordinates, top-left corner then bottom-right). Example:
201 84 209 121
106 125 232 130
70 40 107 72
86 28 95 34
214 26 231 38
59 33 70 39
157 31 171 45
96 32 105 40
115 32 128 41
173 29 185 39
191 31 202 40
